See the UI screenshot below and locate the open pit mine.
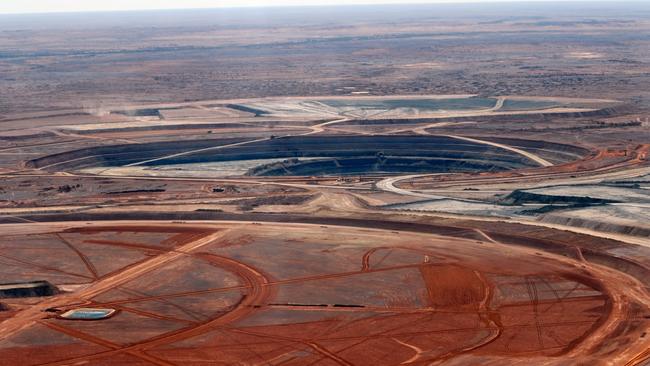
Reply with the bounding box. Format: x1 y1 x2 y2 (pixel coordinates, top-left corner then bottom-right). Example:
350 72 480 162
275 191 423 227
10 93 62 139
1 93 649 366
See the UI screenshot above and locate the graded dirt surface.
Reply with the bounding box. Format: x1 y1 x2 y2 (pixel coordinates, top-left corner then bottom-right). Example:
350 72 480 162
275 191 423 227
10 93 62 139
0 220 648 366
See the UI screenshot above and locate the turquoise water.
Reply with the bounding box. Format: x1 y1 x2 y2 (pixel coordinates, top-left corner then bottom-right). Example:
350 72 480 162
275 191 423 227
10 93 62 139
63 309 113 320
319 97 497 111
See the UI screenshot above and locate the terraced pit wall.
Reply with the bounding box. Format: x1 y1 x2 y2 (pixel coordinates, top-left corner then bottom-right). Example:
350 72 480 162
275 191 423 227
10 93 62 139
27 135 541 174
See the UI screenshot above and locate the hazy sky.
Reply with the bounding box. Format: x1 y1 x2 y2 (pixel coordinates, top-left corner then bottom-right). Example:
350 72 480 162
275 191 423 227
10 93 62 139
0 0 610 15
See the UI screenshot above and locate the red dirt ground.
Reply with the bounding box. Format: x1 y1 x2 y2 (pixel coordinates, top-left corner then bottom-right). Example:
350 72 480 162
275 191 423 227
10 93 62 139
0 222 647 365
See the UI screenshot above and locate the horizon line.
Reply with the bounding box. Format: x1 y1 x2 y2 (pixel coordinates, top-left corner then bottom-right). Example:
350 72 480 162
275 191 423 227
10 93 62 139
0 0 638 16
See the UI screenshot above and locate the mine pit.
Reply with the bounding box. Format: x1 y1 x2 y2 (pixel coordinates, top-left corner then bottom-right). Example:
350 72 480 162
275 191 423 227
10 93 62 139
28 135 584 177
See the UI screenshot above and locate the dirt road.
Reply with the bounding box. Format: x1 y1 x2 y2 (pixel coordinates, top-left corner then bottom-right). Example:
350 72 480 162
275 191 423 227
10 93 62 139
442 134 553 167
0 229 232 343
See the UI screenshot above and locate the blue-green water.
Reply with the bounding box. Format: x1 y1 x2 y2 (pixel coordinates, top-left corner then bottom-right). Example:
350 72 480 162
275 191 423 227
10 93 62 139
64 309 113 320
319 97 497 111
